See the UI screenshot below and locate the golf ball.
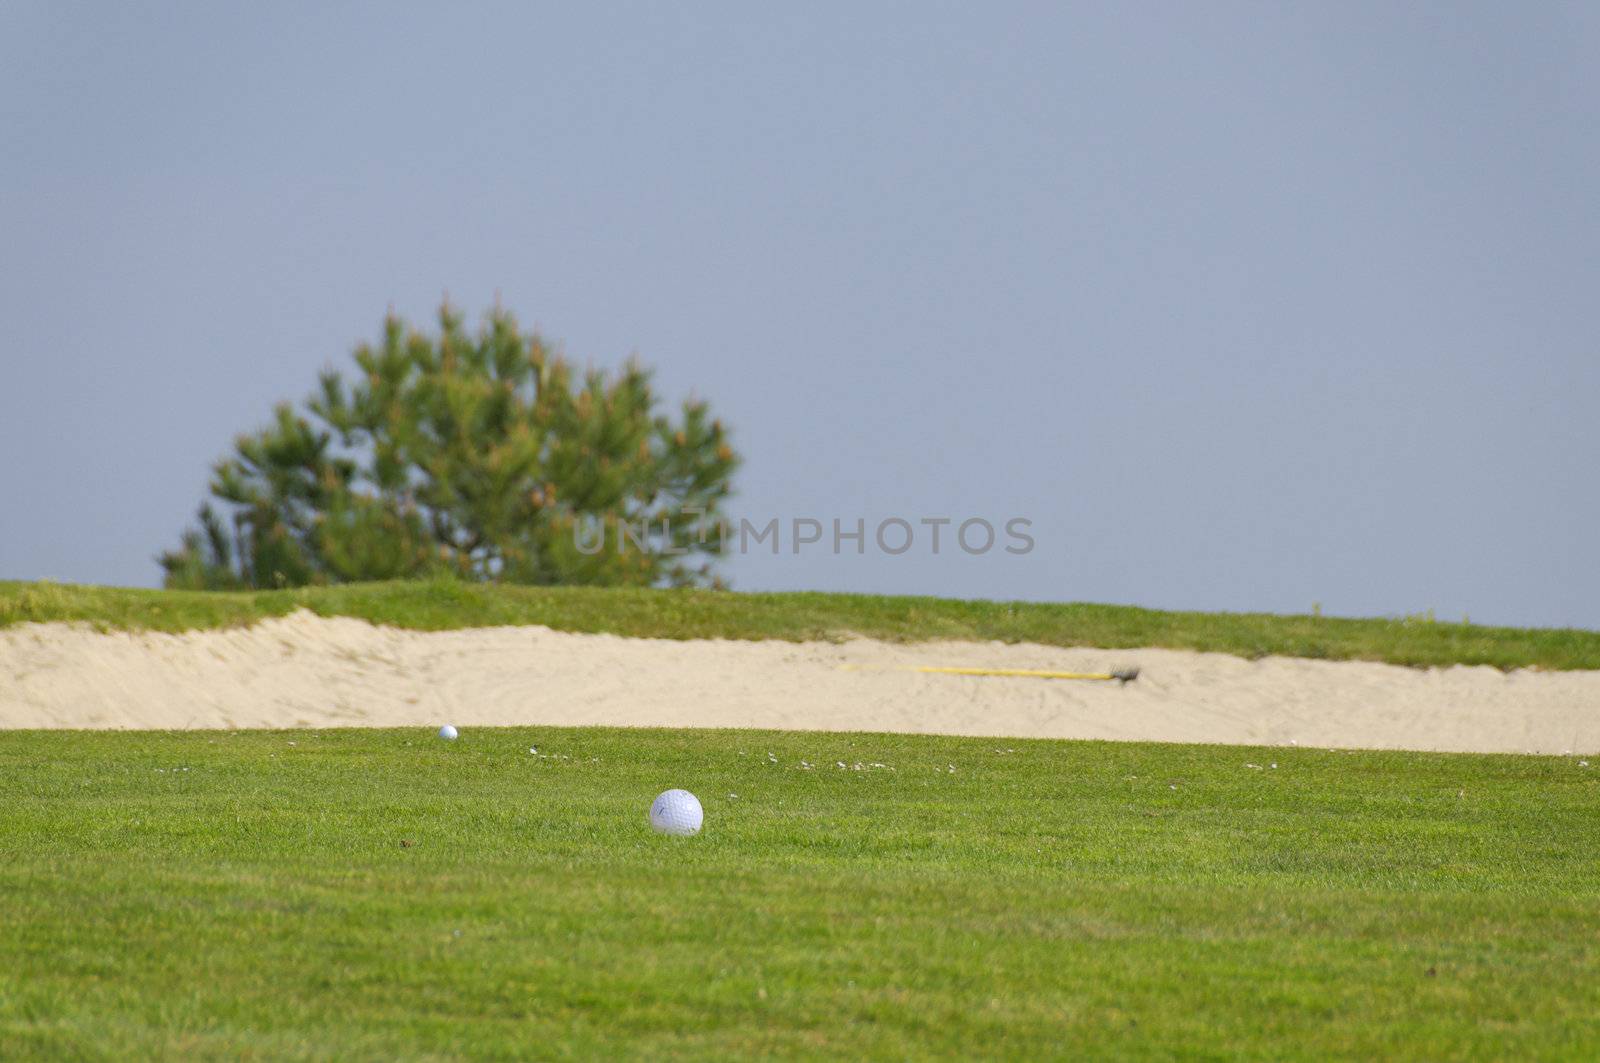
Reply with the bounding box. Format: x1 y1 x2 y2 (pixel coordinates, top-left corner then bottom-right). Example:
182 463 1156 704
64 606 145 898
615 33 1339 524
649 789 703 836
437 724 458 741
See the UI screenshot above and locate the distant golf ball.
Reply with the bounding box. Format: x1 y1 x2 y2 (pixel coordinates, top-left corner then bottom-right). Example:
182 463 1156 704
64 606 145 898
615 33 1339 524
649 789 703 836
437 725 458 741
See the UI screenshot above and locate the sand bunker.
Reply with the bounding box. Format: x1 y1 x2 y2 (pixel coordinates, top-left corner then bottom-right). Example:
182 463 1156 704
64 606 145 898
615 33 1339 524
1 610 1595 753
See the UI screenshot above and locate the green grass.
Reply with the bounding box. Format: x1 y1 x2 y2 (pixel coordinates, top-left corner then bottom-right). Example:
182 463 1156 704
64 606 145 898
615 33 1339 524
1 728 1595 1059
3 579 1598 671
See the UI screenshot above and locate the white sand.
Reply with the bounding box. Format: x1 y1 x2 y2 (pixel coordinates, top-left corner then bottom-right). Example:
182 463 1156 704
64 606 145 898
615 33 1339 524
1 610 1595 753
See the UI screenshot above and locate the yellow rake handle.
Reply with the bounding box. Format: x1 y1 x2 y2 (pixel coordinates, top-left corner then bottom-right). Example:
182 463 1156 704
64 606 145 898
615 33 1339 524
910 665 1137 683
841 664 1139 683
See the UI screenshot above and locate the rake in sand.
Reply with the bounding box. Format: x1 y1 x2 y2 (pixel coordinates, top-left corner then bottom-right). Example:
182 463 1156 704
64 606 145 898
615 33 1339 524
842 664 1140 683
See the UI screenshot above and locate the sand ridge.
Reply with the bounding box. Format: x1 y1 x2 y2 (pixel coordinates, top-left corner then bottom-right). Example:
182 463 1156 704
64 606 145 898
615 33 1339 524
1 609 1596 753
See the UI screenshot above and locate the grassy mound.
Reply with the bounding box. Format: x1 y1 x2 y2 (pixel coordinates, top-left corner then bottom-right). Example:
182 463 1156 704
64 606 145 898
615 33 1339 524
1 727 1594 1058
2 578 1598 670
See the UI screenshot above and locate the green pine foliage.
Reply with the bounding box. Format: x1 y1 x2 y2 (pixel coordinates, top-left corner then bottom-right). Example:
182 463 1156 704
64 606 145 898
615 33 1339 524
160 306 740 589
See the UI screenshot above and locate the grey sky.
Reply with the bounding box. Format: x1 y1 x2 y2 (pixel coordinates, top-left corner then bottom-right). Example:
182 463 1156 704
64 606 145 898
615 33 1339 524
2 3 1595 628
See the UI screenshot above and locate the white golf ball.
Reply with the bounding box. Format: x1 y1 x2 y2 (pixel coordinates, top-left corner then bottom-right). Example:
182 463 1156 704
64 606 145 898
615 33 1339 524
437 725 458 741
649 789 703 836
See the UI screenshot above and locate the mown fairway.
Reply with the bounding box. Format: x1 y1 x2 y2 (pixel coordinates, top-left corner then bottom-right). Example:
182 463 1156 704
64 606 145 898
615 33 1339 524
1 727 1596 1059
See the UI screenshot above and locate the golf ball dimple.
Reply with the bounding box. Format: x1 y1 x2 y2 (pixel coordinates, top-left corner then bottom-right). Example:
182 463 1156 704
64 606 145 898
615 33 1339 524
649 789 703 836
438 725 458 741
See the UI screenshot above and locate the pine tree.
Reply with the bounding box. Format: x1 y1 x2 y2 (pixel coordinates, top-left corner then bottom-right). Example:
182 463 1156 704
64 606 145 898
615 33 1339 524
159 305 739 589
